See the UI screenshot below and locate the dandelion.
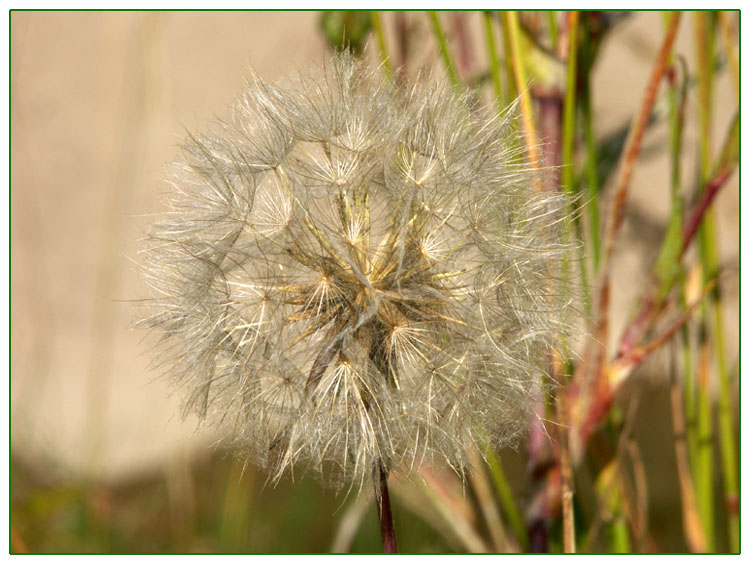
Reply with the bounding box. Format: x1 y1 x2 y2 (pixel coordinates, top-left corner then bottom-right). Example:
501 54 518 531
140 53 574 552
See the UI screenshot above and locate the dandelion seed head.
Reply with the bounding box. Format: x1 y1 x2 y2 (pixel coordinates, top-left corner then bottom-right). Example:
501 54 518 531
140 53 576 489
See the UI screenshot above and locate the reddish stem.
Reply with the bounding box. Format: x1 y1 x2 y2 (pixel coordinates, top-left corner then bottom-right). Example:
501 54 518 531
376 465 398 553
681 169 732 259
618 165 733 360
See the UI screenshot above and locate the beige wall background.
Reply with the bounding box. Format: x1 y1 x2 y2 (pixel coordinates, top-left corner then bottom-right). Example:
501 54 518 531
10 11 738 484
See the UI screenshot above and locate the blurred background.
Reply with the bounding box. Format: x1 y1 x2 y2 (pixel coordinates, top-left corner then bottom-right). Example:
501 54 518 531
11 11 738 553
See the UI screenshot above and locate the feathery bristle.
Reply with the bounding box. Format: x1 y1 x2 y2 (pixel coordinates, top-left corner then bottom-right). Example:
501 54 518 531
139 53 576 489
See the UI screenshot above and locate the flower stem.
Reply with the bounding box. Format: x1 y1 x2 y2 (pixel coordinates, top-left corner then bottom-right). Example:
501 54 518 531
375 465 398 553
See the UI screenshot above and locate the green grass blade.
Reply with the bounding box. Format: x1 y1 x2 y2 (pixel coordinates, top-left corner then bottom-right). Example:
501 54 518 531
428 11 461 90
546 12 559 47
484 448 529 551
499 12 517 106
580 14 601 270
483 11 503 109
693 11 717 551
370 12 394 82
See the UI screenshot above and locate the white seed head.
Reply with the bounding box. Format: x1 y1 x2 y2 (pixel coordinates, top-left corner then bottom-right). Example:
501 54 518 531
140 53 576 490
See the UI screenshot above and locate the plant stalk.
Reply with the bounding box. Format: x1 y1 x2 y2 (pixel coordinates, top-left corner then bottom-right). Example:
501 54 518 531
483 11 504 109
580 13 601 270
428 11 461 90
498 12 517 106
694 12 724 551
370 11 394 82
546 11 559 47
376 465 398 553
484 447 529 550
506 11 540 172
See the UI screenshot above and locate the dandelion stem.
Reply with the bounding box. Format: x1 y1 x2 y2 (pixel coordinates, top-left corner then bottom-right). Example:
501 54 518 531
375 465 398 553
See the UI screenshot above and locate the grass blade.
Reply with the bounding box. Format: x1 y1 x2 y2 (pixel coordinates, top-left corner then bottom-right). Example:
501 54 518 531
370 12 394 82
428 11 461 90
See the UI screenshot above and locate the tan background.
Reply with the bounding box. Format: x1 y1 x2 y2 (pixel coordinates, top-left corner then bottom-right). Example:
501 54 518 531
11 11 738 486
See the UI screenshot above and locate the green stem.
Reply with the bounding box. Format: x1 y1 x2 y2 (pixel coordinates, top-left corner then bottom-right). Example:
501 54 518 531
693 12 716 551
580 14 601 271
714 280 738 552
696 338 714 551
483 11 503 109
682 325 699 475
499 12 517 106
560 13 590 316
696 16 739 548
484 448 529 551
661 19 700 514
428 11 461 90
370 12 393 82
610 516 631 553
560 11 578 196
506 11 540 172
546 11 559 48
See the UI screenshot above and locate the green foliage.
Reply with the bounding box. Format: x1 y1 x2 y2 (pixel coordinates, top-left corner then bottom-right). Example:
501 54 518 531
319 11 372 54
